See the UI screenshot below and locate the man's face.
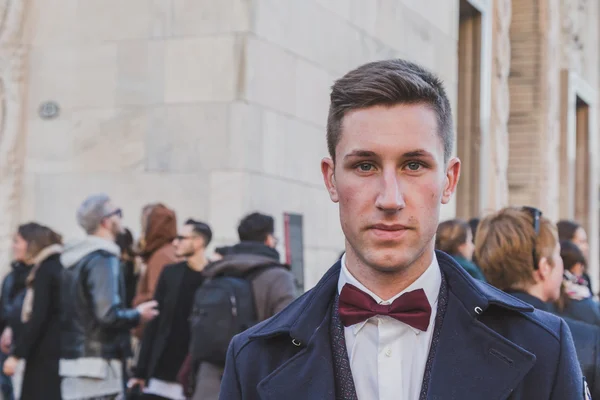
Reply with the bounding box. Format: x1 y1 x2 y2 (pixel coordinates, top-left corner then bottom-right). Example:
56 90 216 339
174 224 204 258
322 104 460 273
102 202 123 237
265 233 278 249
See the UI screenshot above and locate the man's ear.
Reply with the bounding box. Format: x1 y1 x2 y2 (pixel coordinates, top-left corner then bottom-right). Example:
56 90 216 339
322 157 339 203
441 157 461 205
537 256 552 280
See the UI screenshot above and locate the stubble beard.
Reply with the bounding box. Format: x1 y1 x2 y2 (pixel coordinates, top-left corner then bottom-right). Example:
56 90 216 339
179 248 196 259
348 231 434 277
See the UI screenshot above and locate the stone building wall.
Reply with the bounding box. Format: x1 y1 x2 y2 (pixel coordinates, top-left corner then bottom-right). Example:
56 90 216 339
240 0 460 286
2 0 597 289
484 0 511 214
0 0 461 286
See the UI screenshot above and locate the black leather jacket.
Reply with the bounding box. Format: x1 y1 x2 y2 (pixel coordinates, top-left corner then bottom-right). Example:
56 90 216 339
61 249 140 360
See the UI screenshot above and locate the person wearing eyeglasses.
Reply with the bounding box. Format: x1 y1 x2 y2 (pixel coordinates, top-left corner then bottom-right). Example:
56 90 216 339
128 219 212 400
475 206 597 399
59 194 159 400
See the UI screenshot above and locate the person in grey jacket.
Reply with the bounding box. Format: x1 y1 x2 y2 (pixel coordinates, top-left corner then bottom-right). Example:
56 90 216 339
60 194 159 400
192 212 297 400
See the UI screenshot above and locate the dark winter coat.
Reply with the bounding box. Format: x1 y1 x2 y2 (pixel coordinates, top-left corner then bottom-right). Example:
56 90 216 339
510 291 600 400
13 252 63 400
220 251 585 400
0 261 31 337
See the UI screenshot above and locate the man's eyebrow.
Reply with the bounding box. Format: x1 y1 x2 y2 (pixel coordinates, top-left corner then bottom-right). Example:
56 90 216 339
343 150 378 160
343 149 436 160
402 150 435 158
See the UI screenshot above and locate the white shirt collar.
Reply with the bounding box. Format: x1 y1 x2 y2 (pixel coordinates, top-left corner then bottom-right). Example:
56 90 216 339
337 252 442 334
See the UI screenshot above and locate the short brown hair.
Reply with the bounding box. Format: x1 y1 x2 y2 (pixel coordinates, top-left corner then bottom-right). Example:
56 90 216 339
474 207 558 291
327 59 453 162
18 223 63 259
435 219 470 256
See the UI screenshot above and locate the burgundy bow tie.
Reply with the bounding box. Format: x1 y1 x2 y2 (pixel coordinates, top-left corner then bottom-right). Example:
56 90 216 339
338 283 432 331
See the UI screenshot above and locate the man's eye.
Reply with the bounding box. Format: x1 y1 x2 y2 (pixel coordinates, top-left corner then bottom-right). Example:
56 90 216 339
406 162 422 171
357 163 374 172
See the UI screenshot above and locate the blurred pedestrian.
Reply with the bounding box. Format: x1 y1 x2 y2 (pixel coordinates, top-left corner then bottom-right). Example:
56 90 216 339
133 204 179 339
0 226 34 400
435 219 486 281
556 241 600 326
558 220 592 291
130 219 212 400
193 213 296 400
116 229 139 309
60 194 159 400
3 223 63 400
476 206 599 399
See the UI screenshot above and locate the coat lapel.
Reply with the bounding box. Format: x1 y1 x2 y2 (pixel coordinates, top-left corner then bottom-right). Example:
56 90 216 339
256 304 336 400
251 262 341 400
426 253 537 400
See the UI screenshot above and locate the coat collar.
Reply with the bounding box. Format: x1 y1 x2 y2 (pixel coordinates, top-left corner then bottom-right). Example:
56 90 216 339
250 251 533 344
434 251 533 315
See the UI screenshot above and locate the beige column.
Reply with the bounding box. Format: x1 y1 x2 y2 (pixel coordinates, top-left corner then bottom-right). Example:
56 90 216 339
507 0 561 218
0 1 30 272
482 0 511 215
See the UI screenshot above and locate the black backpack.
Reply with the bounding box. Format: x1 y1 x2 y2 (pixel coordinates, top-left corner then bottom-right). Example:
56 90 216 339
188 267 273 368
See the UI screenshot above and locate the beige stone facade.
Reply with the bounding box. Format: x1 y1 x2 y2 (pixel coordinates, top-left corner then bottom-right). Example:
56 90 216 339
0 0 598 290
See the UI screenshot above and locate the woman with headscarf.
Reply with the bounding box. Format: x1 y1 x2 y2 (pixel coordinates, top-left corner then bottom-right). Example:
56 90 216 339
3 223 63 400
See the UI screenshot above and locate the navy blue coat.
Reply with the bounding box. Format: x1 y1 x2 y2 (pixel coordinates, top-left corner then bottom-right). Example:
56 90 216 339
560 297 600 327
220 251 584 399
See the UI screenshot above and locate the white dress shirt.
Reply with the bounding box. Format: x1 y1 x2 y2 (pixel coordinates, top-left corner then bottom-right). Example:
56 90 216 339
338 253 442 400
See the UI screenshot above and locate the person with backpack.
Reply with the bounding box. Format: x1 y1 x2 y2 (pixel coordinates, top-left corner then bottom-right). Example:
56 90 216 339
128 219 212 399
191 212 297 400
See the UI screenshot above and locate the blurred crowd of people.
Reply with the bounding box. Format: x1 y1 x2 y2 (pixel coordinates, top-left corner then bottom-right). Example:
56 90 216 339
435 210 600 398
0 194 297 400
3 191 600 399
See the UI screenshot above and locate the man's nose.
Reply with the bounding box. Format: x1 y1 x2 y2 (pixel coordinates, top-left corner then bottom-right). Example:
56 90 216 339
375 170 405 212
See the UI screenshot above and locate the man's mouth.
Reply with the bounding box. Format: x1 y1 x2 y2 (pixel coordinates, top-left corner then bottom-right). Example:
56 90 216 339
368 224 411 240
